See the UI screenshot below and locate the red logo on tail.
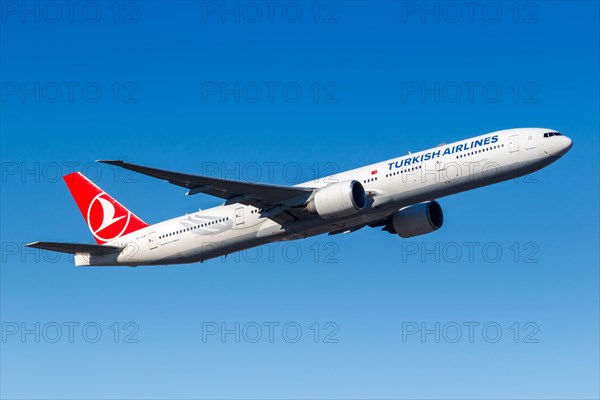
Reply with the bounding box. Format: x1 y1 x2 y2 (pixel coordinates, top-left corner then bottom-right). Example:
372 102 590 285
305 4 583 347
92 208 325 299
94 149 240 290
87 193 131 242
64 172 149 244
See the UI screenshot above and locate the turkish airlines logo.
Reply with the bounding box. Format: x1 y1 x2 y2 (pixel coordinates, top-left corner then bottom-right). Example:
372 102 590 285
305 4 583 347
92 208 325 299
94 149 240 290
86 192 131 242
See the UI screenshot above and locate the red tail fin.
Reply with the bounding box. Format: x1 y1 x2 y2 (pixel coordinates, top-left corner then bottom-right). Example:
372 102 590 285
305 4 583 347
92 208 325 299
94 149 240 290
63 172 149 244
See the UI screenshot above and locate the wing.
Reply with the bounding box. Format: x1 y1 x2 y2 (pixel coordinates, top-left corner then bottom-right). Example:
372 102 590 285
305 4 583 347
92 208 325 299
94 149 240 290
25 241 123 255
98 160 314 211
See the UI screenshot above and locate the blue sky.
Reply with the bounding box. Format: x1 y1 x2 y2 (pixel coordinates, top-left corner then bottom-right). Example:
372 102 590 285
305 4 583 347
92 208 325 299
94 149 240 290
1 1 598 399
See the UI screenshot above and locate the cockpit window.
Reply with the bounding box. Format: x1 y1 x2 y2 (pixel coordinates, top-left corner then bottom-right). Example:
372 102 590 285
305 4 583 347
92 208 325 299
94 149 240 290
544 131 561 138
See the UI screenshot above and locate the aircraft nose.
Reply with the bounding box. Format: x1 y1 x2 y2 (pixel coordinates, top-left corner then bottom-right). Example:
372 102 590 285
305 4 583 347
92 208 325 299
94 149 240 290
561 135 573 152
555 135 573 157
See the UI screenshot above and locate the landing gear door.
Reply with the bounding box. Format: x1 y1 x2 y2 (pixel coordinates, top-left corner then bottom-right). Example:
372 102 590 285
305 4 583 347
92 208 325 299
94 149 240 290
234 207 244 225
148 231 157 250
509 135 519 152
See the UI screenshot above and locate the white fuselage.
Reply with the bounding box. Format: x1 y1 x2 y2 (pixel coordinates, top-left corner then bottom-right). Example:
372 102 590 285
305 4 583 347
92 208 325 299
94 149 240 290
76 128 572 266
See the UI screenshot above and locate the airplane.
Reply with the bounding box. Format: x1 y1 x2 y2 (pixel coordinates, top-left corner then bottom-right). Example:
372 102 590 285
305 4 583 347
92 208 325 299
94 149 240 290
26 127 572 267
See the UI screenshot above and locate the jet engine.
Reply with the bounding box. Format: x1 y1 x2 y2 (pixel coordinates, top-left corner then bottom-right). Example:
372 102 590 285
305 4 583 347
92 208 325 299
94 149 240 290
307 180 366 218
390 200 444 238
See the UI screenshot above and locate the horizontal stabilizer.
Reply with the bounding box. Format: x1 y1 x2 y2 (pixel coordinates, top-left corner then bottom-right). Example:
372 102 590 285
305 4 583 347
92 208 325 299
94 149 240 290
25 241 123 255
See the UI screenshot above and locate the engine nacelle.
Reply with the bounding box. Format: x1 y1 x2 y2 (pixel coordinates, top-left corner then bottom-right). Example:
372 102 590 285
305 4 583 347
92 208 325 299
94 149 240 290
307 180 366 218
392 200 444 238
